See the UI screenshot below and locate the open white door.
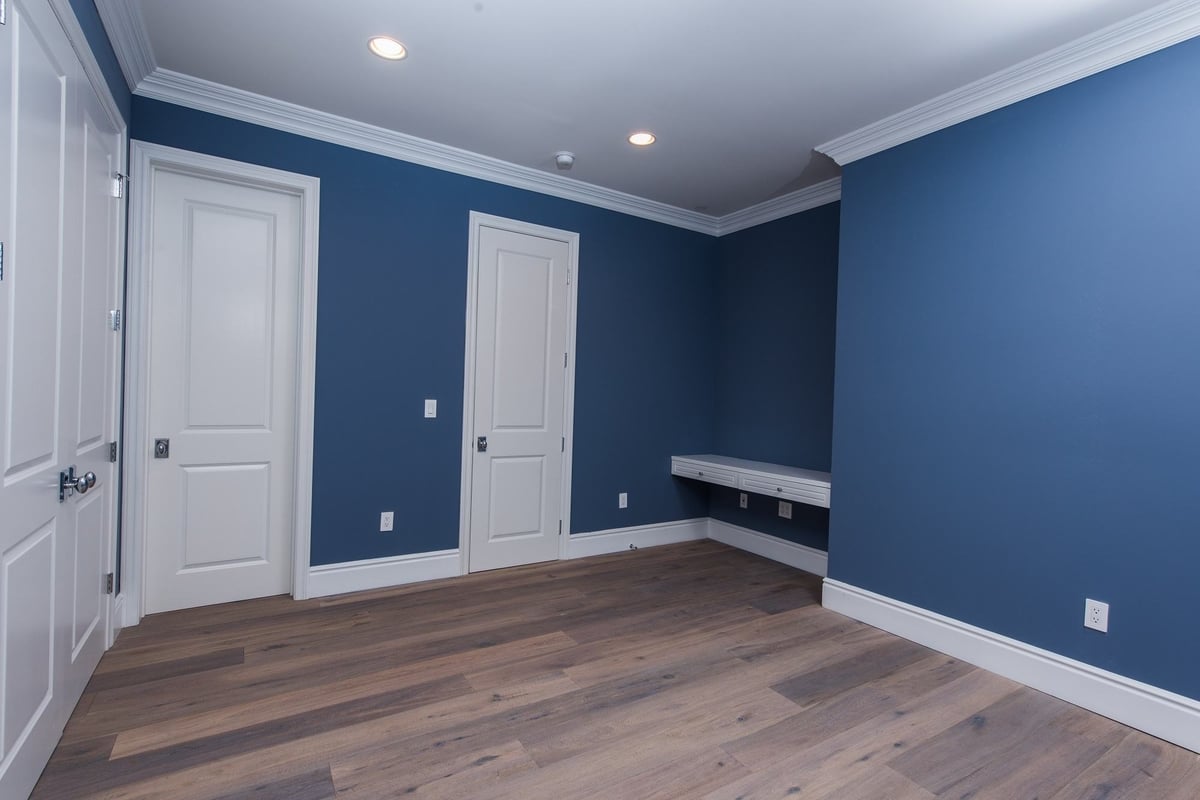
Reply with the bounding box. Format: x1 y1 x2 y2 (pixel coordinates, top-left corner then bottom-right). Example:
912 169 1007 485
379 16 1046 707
463 215 578 573
0 0 124 796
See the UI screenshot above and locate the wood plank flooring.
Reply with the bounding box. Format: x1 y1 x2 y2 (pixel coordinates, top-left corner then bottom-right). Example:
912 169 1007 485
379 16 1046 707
31 541 1200 799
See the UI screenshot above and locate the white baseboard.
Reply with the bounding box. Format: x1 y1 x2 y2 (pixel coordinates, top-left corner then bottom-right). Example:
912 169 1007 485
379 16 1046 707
707 519 829 577
822 579 1200 754
566 518 709 559
307 549 461 598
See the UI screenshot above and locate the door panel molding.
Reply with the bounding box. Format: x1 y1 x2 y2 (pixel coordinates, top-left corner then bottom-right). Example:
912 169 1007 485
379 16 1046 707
123 140 320 624
458 212 579 573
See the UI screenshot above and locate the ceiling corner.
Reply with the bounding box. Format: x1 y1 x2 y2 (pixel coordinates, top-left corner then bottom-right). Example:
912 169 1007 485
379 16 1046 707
817 0 1200 166
95 0 156 90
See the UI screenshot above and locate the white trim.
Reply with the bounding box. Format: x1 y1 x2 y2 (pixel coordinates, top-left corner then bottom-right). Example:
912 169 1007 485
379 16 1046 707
817 0 1200 165
715 178 842 236
566 519 710 559
47 0 126 130
92 0 155 90
706 519 828 577
458 213 580 574
136 69 722 235
822 579 1200 754
307 550 460 599
122 141 321 621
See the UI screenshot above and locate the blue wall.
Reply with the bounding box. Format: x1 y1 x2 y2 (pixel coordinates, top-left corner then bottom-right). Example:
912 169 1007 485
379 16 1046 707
831 39 1200 700
707 204 840 550
67 0 131 122
132 98 717 565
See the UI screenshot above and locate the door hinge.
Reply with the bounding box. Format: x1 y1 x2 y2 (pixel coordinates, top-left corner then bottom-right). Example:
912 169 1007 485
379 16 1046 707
104 573 114 594
1 0 6 26
111 172 128 199
566 267 571 285
109 309 122 331
561 436 565 452
108 441 118 462
0 241 5 281
563 352 567 368
558 520 562 536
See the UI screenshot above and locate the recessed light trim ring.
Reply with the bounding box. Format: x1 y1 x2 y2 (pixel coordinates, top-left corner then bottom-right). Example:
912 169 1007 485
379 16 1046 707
369 36 408 60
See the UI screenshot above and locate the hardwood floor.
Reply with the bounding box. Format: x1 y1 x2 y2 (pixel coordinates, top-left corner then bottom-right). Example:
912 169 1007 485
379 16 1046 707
32 541 1200 799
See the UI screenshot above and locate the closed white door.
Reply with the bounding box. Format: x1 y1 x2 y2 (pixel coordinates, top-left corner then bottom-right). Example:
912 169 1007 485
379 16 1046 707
0 1 122 796
468 222 574 572
143 168 301 614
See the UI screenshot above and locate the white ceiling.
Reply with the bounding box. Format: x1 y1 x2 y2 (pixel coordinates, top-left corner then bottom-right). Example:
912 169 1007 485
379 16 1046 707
105 0 1181 220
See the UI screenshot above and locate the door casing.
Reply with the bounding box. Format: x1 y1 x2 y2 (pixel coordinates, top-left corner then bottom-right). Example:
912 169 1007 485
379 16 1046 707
458 212 580 573
121 141 321 624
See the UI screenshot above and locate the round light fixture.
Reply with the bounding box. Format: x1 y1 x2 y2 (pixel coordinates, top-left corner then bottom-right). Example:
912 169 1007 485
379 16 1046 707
628 131 656 146
368 36 408 60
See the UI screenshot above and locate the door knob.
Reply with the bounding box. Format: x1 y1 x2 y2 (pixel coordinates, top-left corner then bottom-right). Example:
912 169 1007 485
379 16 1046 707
477 436 488 452
58 467 98 502
154 438 170 458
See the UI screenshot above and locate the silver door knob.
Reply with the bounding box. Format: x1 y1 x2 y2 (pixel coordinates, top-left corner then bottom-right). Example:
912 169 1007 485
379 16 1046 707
58 467 98 501
477 436 488 452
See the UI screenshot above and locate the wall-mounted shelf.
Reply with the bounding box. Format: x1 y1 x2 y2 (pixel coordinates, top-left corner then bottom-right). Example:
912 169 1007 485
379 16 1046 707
671 454 831 508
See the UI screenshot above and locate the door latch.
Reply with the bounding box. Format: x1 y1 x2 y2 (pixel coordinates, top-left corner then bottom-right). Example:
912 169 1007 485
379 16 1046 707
154 438 170 459
59 466 97 502
476 436 488 452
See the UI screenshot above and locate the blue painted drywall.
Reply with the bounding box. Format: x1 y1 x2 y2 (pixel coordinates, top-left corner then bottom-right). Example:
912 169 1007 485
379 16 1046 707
132 97 717 565
831 38 1200 700
66 0 131 122
707 204 840 550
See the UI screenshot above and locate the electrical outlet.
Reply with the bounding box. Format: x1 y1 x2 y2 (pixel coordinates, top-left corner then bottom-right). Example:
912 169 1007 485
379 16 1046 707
380 511 394 532
778 501 792 519
618 492 628 509
739 492 748 509
1084 599 1109 632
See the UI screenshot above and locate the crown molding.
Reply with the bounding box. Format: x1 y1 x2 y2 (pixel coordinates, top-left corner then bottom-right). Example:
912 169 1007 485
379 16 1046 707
136 69 723 235
817 0 1200 165
94 0 157 89
715 177 841 236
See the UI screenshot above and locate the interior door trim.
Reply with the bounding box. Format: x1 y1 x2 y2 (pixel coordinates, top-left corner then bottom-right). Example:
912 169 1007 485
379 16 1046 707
458 212 580 573
122 140 321 624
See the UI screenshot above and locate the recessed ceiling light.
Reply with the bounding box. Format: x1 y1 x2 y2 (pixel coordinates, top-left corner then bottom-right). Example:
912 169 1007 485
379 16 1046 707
628 131 656 146
368 36 408 60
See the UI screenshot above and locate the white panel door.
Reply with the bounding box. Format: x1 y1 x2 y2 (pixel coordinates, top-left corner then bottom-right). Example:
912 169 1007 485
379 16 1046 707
468 225 571 572
144 168 301 614
0 1 122 797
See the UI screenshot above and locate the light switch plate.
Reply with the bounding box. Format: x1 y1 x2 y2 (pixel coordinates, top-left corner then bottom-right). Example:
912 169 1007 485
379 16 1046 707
739 492 748 509
618 492 628 509
424 399 437 418
778 501 792 519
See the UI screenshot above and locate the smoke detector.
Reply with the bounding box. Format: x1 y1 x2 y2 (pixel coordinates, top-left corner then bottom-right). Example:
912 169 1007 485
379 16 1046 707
555 152 575 170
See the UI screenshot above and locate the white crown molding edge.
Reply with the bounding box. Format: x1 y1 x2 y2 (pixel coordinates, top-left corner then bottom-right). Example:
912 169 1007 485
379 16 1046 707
823 578 1200 754
93 0 155 90
707 519 828 577
715 178 842 236
817 0 1200 165
566 518 709 559
46 0 126 130
307 549 461 598
136 69 724 235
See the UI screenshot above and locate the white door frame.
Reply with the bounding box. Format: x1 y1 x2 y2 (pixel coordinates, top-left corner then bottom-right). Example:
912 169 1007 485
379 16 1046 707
458 212 580 573
121 141 320 625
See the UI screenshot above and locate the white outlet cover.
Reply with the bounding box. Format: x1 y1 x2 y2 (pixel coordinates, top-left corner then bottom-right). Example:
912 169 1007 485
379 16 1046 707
424 399 437 418
618 492 628 509
380 511 395 532
778 501 792 519
739 492 748 509
1084 598 1109 632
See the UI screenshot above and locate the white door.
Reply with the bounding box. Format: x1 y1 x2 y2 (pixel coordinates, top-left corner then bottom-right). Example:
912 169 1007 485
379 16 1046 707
0 1 122 796
467 221 575 572
143 168 301 614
